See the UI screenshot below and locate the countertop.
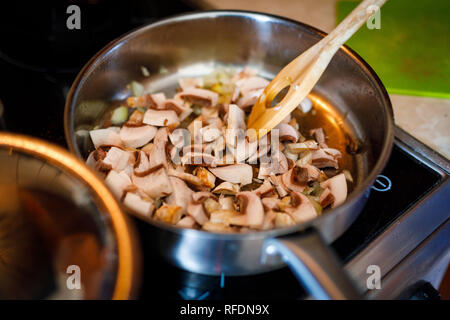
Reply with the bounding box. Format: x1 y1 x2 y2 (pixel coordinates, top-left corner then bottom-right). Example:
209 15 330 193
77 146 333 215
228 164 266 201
193 0 450 159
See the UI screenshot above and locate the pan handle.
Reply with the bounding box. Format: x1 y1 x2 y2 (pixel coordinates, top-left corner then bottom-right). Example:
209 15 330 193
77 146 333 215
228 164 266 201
262 227 360 300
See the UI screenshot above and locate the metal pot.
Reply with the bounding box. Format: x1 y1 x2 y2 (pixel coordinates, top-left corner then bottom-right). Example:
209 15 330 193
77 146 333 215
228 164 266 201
0 133 140 299
65 11 394 299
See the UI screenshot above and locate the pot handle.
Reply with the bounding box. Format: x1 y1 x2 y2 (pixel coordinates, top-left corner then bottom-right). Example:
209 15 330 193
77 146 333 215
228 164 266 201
262 227 360 300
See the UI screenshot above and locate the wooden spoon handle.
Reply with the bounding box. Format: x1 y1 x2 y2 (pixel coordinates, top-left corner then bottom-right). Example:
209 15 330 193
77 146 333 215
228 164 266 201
323 0 386 54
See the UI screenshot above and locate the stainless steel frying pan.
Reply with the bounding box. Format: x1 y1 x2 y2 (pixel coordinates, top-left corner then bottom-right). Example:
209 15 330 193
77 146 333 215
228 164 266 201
64 11 394 299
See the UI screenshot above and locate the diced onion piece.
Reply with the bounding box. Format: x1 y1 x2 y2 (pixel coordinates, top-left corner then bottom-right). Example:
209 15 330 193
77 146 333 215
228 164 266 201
111 106 128 125
130 81 144 96
299 97 313 113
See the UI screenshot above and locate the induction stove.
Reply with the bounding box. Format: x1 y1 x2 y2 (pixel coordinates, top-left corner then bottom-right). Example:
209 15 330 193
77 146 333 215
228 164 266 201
0 1 448 300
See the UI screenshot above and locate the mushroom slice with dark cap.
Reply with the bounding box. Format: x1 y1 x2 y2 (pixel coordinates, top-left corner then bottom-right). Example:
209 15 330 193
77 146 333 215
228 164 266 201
320 173 347 208
274 123 299 143
281 166 306 193
237 191 264 229
311 149 339 169
176 87 219 107
102 147 131 172
253 180 274 197
284 191 317 223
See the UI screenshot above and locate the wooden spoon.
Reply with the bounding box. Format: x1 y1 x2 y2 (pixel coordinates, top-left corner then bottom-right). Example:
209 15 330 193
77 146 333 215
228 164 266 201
247 0 387 138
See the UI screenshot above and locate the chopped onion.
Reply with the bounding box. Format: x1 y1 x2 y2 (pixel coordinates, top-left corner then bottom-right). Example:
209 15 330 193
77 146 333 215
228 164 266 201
141 66 150 77
130 81 144 97
111 106 128 125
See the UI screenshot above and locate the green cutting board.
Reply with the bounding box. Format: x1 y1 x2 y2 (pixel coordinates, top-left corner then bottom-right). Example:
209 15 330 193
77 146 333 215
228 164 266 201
337 0 450 99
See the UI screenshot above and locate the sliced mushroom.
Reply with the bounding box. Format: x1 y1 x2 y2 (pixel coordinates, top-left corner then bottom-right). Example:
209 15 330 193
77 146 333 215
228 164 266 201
163 99 192 122
258 150 288 179
235 76 269 96
295 151 313 166
286 140 319 154
209 164 253 185
119 125 157 149
253 180 274 197
126 93 166 109
218 196 235 210
89 127 122 149
274 212 296 228
199 124 222 143
167 167 203 187
126 94 150 108
148 128 169 167
201 107 219 118
176 216 196 228
311 149 339 169
275 123 299 143
310 128 327 148
123 192 154 217
191 191 215 203
281 167 306 193
181 152 217 167
269 175 288 197
225 104 246 148
236 88 264 110
212 182 240 195
182 144 209 155
177 87 218 107
125 110 144 127
203 197 220 214
187 201 208 225
209 209 247 226
320 173 347 208
205 117 224 130
169 128 189 148
141 143 154 155
284 148 299 162
319 187 335 208
133 150 150 175
102 147 131 171
166 176 194 214
261 210 277 230
261 197 279 211
132 165 173 198
237 191 264 228
86 150 98 169
284 191 317 223
193 167 216 188
104 170 132 199
297 164 321 184
322 148 342 159
202 221 235 233
143 109 179 127
154 204 183 224
149 93 167 109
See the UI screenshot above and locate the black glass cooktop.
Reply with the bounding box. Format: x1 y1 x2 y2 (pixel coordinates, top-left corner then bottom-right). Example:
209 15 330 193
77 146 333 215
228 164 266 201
0 1 444 301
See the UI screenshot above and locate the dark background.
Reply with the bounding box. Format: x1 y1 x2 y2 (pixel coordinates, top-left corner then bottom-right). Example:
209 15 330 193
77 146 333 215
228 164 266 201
0 0 197 144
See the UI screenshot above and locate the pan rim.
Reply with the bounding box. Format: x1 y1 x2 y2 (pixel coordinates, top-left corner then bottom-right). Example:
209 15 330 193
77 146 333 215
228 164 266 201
64 10 394 242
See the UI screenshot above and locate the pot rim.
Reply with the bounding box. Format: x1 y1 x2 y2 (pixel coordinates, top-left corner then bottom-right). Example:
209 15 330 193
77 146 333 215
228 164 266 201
0 132 140 299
